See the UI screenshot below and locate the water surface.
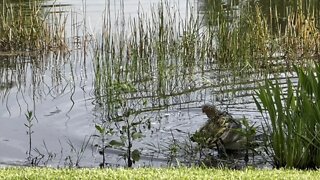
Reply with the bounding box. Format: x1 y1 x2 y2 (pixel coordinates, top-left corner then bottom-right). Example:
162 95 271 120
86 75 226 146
1 0 317 168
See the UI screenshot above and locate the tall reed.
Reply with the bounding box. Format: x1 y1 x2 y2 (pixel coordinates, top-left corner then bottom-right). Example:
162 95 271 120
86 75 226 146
0 1 68 52
93 1 212 166
212 0 320 74
93 1 210 113
254 63 320 169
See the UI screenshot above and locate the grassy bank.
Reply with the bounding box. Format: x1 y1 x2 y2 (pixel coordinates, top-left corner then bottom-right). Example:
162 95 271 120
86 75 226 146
0 167 320 179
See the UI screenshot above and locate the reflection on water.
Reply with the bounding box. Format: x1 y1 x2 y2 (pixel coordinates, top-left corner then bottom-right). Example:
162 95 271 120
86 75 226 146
0 0 319 168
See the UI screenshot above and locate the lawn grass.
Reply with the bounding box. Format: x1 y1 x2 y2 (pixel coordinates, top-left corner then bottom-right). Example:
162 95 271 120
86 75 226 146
0 167 319 179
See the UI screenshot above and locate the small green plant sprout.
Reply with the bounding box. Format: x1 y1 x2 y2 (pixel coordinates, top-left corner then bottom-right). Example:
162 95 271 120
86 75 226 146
94 122 114 168
114 108 144 168
166 130 181 167
65 136 92 168
93 80 147 168
235 117 257 166
24 110 34 164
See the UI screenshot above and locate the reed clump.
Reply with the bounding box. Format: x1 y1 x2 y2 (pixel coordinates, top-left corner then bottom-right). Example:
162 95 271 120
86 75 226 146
93 1 214 166
213 1 320 73
0 1 68 52
93 1 211 113
214 3 269 69
281 8 320 60
254 64 320 169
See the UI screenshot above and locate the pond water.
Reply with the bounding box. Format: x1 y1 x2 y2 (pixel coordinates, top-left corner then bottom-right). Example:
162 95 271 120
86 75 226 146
0 0 319 168
0 0 202 167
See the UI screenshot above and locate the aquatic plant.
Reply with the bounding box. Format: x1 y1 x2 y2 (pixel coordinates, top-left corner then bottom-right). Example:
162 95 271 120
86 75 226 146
0 0 68 52
236 118 258 166
254 63 320 169
208 0 320 74
93 80 150 167
65 136 92 168
92 1 207 167
94 122 113 168
24 110 34 164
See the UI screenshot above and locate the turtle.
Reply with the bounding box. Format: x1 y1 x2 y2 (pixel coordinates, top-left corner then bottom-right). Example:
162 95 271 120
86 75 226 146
191 104 247 151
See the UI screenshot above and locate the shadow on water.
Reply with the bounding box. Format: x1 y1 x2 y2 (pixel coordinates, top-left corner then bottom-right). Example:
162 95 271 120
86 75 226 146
1 0 320 168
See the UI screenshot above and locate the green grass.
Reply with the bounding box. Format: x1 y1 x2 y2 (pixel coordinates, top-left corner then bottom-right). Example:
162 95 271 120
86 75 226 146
0 167 320 179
